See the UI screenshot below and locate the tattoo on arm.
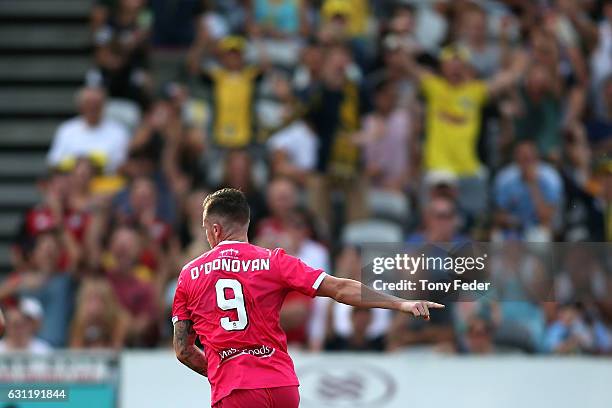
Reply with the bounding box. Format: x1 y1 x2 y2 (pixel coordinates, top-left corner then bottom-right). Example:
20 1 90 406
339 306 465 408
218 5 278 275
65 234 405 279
173 320 208 377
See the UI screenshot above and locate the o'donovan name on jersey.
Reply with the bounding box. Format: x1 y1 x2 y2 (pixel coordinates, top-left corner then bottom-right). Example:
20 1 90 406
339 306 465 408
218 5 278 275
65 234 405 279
189 258 270 279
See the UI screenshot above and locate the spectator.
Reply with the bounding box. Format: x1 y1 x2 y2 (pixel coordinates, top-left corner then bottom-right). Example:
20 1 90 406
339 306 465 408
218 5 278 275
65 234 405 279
402 43 526 214
318 1 354 45
104 226 159 347
292 39 325 94
489 240 548 352
420 170 477 231
354 79 416 192
216 149 267 234
0 299 52 355
560 125 605 241
370 2 428 109
383 3 419 59
319 0 372 69
321 0 369 40
388 196 461 351
90 0 115 32
129 82 206 196
586 75 612 151
115 177 174 249
456 4 506 79
66 158 99 216
510 64 563 161
544 303 596 354
92 0 152 106
408 195 467 243
246 0 309 67
47 86 130 174
267 119 318 187
302 44 369 227
590 0 612 93
111 177 180 286
16 169 82 272
255 177 299 247
555 245 608 304
457 315 495 354
493 141 563 240
323 247 391 352
198 36 264 149
70 278 129 349
86 175 176 277
0 232 74 347
279 209 330 349
326 308 386 351
526 26 586 130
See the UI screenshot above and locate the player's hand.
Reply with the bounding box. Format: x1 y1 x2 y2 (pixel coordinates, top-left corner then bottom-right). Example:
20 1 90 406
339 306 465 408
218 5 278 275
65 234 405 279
400 301 445 320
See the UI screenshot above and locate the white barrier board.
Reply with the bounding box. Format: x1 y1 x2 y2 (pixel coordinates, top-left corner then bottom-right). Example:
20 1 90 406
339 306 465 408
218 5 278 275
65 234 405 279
121 351 612 408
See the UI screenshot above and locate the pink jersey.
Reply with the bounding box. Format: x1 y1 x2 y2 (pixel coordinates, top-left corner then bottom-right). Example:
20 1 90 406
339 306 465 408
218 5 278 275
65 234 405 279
172 240 327 405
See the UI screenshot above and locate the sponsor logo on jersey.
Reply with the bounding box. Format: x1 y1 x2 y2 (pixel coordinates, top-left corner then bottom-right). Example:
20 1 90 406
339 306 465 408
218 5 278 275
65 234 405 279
219 249 240 258
218 344 275 366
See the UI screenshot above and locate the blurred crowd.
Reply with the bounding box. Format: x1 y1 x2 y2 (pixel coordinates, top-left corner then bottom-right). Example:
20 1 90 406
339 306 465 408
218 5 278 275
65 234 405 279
1 0 612 356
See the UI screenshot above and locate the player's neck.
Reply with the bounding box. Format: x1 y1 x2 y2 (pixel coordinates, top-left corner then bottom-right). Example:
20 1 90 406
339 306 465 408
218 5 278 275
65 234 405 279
217 233 248 246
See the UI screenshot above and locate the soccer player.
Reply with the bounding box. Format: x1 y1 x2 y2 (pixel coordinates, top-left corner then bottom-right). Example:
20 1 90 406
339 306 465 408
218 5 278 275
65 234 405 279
172 188 443 407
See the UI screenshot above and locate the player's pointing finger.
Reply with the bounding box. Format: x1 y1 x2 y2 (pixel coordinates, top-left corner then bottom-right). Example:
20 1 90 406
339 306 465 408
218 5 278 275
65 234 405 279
416 302 425 316
426 302 445 308
422 302 429 319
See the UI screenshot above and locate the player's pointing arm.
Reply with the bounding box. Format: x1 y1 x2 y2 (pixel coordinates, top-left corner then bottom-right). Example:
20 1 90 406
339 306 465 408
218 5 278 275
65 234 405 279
274 248 443 320
316 275 444 320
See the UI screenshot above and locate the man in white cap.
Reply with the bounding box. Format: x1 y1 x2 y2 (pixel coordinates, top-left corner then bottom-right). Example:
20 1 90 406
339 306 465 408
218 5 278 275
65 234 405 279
0 298 52 354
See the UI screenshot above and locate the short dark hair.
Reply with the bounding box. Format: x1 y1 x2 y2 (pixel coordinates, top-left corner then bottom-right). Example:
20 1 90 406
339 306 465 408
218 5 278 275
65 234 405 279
203 188 250 226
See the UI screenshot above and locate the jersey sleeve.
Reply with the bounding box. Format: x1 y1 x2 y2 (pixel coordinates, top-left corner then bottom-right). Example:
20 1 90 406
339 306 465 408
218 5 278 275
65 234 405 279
273 248 327 298
171 270 191 324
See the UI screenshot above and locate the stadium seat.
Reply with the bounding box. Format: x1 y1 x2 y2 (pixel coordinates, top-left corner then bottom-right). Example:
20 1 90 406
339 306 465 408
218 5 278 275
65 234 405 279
0 0 91 19
0 153 47 179
0 243 11 271
367 189 410 223
341 219 403 246
0 213 21 240
0 120 58 149
0 56 90 84
0 87 74 115
0 24 90 51
0 184 41 208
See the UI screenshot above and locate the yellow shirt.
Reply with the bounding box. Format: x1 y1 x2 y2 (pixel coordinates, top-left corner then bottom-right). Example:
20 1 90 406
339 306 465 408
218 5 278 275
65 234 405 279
209 67 260 148
329 82 360 179
421 74 488 176
322 0 369 36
